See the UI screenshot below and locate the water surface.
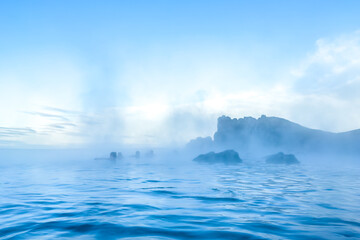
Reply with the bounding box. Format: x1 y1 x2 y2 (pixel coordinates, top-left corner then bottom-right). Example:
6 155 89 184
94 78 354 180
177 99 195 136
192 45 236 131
1 155 360 239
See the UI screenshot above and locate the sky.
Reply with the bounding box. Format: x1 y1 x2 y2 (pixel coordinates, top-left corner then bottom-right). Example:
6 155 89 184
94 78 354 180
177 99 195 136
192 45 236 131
1 0 360 148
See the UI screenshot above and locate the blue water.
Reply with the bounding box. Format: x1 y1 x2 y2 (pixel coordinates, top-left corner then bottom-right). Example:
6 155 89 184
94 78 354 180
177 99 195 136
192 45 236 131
1 155 360 239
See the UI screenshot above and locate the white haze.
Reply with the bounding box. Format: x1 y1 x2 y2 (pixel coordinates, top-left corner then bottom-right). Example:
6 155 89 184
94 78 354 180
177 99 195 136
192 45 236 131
1 32 360 149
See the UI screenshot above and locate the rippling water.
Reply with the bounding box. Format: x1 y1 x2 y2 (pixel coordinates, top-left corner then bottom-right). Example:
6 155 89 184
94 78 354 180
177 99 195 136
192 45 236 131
1 154 360 239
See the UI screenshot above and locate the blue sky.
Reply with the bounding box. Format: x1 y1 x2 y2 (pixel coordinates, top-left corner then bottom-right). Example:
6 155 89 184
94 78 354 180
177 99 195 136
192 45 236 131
1 1 360 147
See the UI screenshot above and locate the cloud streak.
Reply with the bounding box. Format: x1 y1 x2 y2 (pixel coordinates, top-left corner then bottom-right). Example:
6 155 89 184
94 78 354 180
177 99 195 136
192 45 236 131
22 111 70 122
0 127 36 137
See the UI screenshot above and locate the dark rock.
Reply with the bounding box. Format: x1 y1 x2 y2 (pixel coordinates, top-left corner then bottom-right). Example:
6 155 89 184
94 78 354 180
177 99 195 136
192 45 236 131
193 150 242 164
266 152 299 164
145 150 154 158
110 152 117 159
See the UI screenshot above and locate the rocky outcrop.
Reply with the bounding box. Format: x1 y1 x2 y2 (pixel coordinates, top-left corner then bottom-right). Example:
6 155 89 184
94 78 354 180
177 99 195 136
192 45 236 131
266 152 299 164
210 115 360 154
193 150 242 164
110 152 117 159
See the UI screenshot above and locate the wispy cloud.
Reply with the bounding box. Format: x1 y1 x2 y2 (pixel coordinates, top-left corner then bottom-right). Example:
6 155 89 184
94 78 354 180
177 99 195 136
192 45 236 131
293 30 360 99
43 106 81 115
288 30 360 132
0 127 36 147
0 127 36 137
22 111 70 122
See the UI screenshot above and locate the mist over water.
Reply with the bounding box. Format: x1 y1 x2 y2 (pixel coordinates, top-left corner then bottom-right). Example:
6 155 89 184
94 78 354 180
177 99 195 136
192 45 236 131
1 150 360 239
2 1 360 239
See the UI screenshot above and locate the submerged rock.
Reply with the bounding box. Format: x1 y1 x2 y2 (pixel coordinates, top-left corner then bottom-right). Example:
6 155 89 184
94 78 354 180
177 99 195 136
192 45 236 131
266 152 299 164
193 150 242 164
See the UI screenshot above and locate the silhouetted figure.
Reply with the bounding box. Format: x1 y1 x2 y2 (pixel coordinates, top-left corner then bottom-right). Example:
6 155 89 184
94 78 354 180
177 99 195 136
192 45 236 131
117 152 123 159
135 151 140 159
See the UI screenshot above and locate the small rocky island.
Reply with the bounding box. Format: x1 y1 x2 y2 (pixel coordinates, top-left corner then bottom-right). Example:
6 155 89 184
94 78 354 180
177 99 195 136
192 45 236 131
193 150 242 164
266 152 299 164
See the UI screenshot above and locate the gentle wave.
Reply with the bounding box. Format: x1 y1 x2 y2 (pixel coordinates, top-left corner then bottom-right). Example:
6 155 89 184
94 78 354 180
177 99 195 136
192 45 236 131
1 159 360 239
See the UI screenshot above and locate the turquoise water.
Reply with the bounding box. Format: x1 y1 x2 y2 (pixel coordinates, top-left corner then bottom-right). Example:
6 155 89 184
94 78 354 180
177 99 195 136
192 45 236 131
1 155 360 239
